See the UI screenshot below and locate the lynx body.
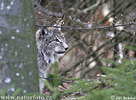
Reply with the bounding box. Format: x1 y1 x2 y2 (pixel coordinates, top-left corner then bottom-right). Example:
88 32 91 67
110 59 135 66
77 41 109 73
35 21 68 93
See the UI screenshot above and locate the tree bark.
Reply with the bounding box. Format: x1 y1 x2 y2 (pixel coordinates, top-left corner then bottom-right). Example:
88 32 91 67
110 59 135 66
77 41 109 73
0 0 39 95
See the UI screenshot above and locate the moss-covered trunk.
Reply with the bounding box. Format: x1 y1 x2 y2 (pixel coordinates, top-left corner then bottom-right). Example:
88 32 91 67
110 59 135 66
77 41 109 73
0 0 39 95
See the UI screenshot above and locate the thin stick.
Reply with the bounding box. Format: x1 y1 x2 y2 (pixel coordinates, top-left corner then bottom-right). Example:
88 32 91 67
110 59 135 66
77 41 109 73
35 22 136 31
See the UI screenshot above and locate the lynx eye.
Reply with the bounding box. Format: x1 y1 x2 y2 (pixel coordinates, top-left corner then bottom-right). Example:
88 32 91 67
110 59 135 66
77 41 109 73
55 38 60 42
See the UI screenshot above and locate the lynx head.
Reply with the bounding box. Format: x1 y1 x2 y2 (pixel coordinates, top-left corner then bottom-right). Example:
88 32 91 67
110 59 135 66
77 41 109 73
36 21 68 64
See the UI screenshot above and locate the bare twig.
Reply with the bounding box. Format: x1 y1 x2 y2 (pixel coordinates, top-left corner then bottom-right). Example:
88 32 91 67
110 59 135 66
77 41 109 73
35 22 136 31
68 16 92 28
60 32 122 75
82 0 101 13
34 0 62 17
81 34 127 77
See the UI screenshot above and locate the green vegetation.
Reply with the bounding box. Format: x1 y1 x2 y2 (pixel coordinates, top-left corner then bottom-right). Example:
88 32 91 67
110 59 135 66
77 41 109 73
0 57 136 100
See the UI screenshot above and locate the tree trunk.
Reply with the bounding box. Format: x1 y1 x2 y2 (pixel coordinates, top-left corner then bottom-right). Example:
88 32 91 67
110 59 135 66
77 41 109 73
0 0 39 95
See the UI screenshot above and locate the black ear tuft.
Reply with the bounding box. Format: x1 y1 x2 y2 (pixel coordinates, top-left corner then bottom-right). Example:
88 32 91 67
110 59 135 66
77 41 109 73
41 29 45 36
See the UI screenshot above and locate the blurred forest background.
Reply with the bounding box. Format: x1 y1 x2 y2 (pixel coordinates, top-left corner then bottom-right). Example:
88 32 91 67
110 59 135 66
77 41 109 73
33 0 136 99
33 0 136 78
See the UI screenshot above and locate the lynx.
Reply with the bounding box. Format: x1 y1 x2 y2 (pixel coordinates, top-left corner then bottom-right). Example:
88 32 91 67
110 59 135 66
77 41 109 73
35 20 68 93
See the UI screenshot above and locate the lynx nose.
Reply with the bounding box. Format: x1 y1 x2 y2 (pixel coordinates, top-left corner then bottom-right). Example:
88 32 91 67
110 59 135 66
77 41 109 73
65 47 68 51
62 42 68 51
63 43 68 51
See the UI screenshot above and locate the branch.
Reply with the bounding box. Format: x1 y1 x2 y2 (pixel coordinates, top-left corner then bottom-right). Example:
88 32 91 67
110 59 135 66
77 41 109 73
35 22 136 31
60 32 122 75
68 16 92 28
82 0 101 13
34 0 62 17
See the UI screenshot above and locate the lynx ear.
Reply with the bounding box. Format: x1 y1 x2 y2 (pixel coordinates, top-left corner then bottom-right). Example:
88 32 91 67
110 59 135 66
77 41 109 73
57 20 63 31
41 29 45 36
41 28 48 36
54 15 64 31
36 29 44 40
